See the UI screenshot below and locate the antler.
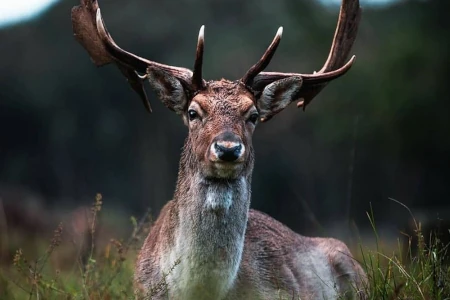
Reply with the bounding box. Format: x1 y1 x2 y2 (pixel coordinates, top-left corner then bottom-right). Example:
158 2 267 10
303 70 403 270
241 27 283 86
244 0 361 117
71 0 206 113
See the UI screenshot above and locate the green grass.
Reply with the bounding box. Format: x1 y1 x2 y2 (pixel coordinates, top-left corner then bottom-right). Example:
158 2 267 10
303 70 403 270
0 194 148 300
0 195 449 299
357 201 450 299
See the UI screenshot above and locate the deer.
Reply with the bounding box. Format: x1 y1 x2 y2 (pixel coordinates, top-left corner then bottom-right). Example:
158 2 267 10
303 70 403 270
71 0 366 298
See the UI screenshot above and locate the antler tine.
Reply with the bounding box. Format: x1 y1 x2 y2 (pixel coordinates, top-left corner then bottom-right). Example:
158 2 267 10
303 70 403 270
318 0 361 73
296 0 361 109
95 9 193 86
241 27 283 86
72 0 203 113
192 25 206 91
95 9 147 72
252 0 361 113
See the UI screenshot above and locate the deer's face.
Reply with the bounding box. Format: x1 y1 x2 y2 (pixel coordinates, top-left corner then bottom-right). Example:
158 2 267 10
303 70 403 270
186 81 257 179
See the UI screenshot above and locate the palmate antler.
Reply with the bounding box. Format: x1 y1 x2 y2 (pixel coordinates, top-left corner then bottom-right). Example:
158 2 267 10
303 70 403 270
242 0 361 121
71 0 205 113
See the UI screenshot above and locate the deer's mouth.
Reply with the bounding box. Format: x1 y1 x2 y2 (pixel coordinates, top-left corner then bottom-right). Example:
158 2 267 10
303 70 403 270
213 160 242 167
207 160 244 179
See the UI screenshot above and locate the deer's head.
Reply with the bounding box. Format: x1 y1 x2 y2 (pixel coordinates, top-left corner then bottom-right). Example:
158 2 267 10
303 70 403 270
72 0 360 180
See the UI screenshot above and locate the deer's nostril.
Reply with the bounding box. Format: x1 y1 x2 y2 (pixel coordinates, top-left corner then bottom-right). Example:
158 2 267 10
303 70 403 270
214 142 242 162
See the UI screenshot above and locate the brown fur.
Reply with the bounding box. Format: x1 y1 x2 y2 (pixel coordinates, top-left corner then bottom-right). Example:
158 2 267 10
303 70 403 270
134 81 367 300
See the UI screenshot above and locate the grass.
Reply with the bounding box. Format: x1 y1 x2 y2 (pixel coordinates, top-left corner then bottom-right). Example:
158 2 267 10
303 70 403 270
0 194 151 299
358 201 450 299
0 195 449 299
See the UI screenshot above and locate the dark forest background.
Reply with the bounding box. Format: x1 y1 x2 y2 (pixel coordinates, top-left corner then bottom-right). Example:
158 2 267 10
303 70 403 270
1 0 449 241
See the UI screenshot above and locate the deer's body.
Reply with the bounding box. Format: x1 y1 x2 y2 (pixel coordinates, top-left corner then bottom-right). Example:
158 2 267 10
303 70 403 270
136 198 364 300
133 81 365 299
72 0 366 298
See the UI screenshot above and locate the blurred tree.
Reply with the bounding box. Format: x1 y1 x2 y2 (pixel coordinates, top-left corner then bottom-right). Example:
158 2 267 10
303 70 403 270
0 0 449 235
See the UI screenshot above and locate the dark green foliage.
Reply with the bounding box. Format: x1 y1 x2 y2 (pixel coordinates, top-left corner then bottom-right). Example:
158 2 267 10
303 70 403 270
0 0 449 248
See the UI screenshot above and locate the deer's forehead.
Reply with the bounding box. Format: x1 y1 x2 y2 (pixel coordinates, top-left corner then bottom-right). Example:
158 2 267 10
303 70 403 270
192 93 255 114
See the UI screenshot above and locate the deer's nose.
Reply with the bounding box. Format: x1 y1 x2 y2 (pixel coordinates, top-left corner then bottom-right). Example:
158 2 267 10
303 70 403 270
212 132 244 162
214 142 242 162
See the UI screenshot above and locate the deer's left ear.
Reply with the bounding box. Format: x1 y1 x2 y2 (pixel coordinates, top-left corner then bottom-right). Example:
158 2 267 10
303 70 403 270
256 76 303 122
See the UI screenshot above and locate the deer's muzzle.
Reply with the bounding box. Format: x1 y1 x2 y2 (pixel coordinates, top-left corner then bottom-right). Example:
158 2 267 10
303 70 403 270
210 132 245 163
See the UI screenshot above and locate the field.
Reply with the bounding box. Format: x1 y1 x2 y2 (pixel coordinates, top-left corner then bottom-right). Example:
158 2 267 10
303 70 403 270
1 195 449 299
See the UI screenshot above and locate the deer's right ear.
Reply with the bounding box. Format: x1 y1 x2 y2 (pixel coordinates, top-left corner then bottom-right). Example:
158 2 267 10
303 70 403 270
71 0 199 116
146 66 190 115
256 76 303 122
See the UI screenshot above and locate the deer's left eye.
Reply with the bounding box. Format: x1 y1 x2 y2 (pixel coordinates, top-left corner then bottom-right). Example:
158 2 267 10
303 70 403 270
247 113 259 124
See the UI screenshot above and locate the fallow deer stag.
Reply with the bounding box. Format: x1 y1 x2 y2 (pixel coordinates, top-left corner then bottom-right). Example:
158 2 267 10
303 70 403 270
72 0 366 298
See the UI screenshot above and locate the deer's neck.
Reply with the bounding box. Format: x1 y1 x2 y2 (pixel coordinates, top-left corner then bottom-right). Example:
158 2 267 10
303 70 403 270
162 152 252 299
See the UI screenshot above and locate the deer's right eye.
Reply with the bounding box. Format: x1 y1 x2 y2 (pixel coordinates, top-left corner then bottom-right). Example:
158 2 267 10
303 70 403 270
188 109 199 121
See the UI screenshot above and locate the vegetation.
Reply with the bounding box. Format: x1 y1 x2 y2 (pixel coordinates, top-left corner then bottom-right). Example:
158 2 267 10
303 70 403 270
361 201 450 299
1 0 449 298
1 0 450 231
0 195 448 299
